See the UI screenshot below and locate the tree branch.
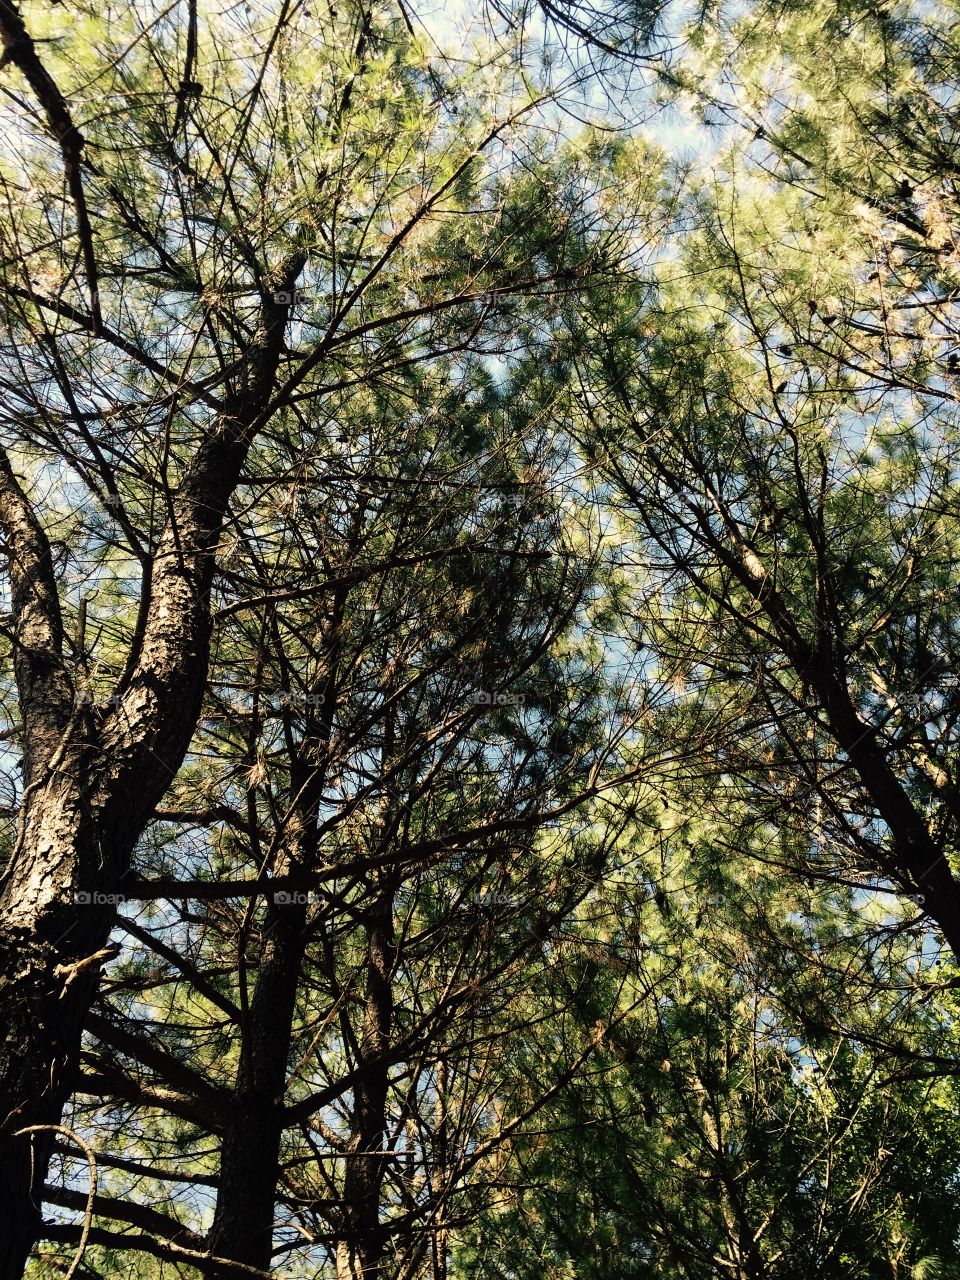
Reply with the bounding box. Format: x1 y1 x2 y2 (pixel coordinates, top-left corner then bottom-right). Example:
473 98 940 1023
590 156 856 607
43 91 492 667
0 0 101 329
0 444 73 782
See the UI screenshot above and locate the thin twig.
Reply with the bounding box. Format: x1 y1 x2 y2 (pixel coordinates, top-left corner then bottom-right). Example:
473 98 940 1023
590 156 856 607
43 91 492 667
14 1124 96 1280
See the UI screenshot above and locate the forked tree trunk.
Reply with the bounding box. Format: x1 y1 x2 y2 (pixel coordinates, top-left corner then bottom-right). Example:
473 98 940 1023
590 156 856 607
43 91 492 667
0 270 303 1278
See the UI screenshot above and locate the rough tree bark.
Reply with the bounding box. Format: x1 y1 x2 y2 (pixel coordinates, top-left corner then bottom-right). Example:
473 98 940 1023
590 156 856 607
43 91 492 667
0 267 303 1278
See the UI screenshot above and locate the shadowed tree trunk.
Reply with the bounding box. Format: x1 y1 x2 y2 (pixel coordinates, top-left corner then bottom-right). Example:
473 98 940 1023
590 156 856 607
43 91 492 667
0 268 303 1278
594 424 960 962
207 559 353 1269
208 893 310 1269
336 884 395 1280
209 684 340 1268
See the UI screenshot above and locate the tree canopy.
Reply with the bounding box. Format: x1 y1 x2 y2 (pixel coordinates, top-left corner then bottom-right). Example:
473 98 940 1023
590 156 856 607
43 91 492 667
1 0 959 1277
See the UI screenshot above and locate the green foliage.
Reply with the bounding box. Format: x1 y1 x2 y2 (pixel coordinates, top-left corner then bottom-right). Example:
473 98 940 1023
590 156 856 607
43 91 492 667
5 0 960 1276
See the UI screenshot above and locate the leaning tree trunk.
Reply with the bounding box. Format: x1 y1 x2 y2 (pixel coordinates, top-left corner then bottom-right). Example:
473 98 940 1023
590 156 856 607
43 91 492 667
630 443 960 959
0 272 303 1278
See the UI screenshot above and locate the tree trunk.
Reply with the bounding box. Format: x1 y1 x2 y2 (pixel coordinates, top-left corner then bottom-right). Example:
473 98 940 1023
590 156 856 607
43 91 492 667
209 896 308 1270
336 888 395 1280
0 811 111 1277
209 618 342 1271
431 1056 448 1280
0 266 303 1277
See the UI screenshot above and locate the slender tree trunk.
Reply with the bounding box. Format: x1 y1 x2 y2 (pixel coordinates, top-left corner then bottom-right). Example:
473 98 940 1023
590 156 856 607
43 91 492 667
336 887 395 1280
642 447 960 959
209 896 308 1269
431 1056 448 1280
209 606 344 1270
